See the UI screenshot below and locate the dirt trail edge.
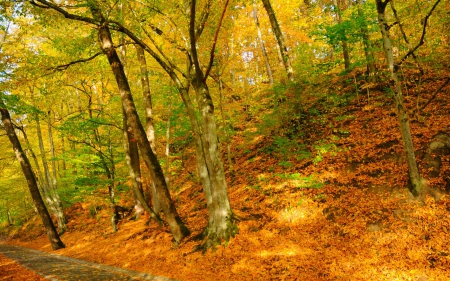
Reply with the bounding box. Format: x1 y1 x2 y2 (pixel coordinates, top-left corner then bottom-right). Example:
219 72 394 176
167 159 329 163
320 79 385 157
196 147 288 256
0 244 178 281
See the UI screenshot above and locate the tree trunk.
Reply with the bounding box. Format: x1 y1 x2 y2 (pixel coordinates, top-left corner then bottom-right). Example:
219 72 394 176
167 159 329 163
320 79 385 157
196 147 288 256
91 5 189 242
192 79 238 249
47 112 58 187
188 0 238 249
135 45 160 214
261 0 295 82
0 107 64 250
357 0 375 77
376 0 422 196
253 2 274 85
35 116 67 233
333 0 350 71
122 108 161 223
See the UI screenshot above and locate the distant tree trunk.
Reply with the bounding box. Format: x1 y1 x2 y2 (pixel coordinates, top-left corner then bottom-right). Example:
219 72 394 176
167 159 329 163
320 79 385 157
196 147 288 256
253 1 274 85
20 125 46 193
60 103 66 171
136 45 160 214
35 116 67 233
47 112 58 187
122 109 161 223
376 0 422 196
333 0 350 71
118 30 145 220
164 102 171 189
91 5 189 242
261 0 295 82
357 0 376 78
0 106 64 250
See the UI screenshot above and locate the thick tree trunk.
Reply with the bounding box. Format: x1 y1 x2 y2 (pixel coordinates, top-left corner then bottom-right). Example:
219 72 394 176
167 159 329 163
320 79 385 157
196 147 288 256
35 116 67 233
136 45 160 214
376 1 422 196
91 5 189 242
0 107 64 250
261 0 295 82
188 0 237 249
192 80 238 249
253 2 274 85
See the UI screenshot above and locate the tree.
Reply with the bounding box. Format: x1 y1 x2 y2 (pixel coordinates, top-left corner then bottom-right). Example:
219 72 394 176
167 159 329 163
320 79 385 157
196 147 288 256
261 0 295 82
0 101 64 250
375 0 442 196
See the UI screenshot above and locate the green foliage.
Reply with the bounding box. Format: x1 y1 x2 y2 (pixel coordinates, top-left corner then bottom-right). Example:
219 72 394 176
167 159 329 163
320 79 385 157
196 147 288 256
274 173 324 189
313 141 339 165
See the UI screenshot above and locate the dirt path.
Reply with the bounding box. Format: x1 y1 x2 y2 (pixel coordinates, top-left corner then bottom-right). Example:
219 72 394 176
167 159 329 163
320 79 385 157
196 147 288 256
0 244 177 281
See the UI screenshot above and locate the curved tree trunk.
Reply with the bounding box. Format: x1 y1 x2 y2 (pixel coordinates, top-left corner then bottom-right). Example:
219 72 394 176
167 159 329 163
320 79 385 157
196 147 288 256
91 5 189 243
0 107 64 250
261 0 295 82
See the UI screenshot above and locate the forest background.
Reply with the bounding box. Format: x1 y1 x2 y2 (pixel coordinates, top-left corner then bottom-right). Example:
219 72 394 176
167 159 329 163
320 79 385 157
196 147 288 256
1 0 450 280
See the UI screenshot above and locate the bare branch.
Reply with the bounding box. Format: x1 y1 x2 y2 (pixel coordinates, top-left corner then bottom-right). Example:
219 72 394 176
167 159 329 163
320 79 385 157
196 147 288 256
418 77 450 112
49 52 103 71
395 0 442 69
33 0 100 26
189 0 204 82
204 0 230 81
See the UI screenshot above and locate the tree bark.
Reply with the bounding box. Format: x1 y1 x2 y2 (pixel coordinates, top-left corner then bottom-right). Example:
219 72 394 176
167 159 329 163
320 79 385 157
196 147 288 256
357 0 376 77
135 45 160 214
189 0 238 249
376 0 422 196
333 0 350 71
90 5 189 242
261 0 295 82
0 107 64 250
253 2 274 85
35 116 67 233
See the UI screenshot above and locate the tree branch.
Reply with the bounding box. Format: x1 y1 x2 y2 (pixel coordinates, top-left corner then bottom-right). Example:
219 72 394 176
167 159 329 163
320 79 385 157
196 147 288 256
417 77 450 112
48 52 103 71
395 0 442 69
189 0 204 83
34 0 100 26
204 0 230 81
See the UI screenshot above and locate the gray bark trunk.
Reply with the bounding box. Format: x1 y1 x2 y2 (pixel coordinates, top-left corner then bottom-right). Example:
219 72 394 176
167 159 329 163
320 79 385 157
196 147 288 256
253 2 274 85
91 5 189 242
261 0 295 82
333 0 350 71
357 0 375 77
376 1 422 196
36 116 67 233
0 106 64 250
135 45 160 214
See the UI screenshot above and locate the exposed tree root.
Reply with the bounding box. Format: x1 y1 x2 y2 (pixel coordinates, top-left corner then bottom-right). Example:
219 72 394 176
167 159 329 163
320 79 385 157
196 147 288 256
192 214 239 253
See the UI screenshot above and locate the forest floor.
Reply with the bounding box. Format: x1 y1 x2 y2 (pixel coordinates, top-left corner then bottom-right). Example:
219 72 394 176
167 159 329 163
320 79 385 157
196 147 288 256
0 253 47 281
4 70 450 280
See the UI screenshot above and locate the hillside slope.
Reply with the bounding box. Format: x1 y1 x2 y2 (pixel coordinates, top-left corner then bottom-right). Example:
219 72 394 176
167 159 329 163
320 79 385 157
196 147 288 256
6 70 450 281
